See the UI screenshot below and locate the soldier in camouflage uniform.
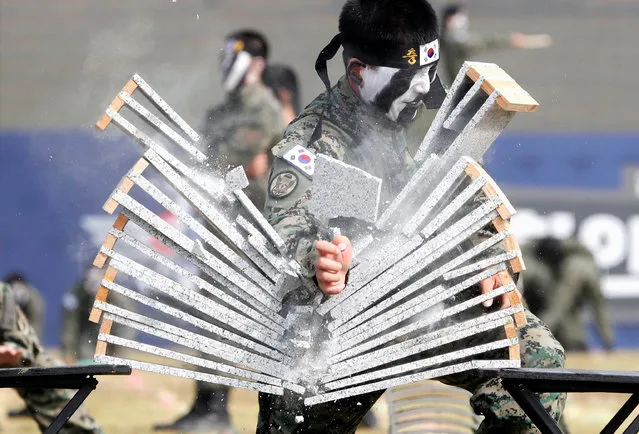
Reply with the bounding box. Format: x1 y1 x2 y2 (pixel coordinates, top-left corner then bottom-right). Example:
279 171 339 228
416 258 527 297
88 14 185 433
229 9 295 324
200 29 286 211
0 281 102 433
520 236 615 352
3 271 45 340
440 3 552 86
257 1 566 432
154 30 285 434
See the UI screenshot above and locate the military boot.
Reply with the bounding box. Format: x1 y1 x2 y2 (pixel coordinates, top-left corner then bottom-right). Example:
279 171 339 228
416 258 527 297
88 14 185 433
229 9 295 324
153 389 235 433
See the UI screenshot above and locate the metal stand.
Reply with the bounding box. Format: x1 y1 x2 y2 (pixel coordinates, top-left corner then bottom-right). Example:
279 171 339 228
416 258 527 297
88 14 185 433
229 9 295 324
0 364 131 433
477 368 639 434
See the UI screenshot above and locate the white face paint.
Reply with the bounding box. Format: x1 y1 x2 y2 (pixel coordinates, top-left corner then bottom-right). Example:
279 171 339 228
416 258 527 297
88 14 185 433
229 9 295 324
359 65 436 123
359 66 399 104
222 51 252 93
388 67 433 122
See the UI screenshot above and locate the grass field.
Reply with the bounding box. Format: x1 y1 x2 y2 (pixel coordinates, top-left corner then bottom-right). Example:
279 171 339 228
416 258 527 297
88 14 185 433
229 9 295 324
0 351 637 433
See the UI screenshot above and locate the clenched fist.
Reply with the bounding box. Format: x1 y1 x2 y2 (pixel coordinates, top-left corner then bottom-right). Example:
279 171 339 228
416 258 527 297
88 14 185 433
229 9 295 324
314 235 352 295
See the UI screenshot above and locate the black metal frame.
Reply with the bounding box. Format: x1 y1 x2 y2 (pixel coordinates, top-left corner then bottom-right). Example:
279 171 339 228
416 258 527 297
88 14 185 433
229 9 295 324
0 364 131 434
477 368 639 434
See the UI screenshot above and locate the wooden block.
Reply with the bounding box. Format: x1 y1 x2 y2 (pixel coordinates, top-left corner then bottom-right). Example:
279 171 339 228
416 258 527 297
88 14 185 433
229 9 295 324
95 318 114 356
466 62 539 113
508 290 528 328
464 161 516 219
94 214 130 268
503 235 526 273
509 255 526 274
491 217 510 233
113 214 129 230
504 322 521 361
95 79 138 131
497 270 526 327
89 267 118 323
103 158 148 214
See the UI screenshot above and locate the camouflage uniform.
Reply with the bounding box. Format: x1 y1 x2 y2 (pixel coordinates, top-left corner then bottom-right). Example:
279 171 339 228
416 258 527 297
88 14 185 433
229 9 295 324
0 282 102 433
257 76 566 433
6 279 45 340
520 238 614 351
440 29 511 86
201 81 285 210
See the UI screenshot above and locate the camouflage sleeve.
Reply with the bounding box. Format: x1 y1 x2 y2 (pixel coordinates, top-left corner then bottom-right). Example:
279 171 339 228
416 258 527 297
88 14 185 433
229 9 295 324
540 256 591 330
264 120 348 277
231 92 286 162
0 282 42 363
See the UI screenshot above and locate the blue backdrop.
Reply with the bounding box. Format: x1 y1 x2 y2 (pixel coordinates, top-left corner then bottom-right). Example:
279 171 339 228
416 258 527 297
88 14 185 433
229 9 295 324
1 130 638 347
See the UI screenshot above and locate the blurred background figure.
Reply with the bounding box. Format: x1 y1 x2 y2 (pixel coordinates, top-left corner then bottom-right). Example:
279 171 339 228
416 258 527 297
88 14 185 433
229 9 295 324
0 280 103 433
200 29 285 211
60 263 136 365
439 3 552 85
60 264 105 364
520 236 615 352
2 271 45 341
3 271 46 419
263 63 301 125
153 29 285 434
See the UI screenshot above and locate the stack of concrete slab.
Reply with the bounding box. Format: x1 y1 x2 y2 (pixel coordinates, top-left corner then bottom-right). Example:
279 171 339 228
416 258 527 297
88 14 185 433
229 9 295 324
89 62 536 405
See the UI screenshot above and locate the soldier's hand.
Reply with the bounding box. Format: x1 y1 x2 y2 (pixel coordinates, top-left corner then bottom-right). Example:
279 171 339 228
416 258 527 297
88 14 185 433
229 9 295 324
479 271 517 310
314 236 352 295
0 345 24 367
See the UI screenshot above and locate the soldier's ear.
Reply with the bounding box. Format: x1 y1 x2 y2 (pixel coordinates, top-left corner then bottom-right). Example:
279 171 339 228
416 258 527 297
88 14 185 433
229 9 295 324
346 58 366 88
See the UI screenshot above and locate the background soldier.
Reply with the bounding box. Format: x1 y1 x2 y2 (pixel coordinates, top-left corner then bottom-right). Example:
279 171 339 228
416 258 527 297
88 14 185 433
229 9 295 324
257 1 566 432
440 3 552 85
263 63 302 125
60 264 105 363
200 29 286 211
520 236 615 352
153 30 285 433
3 271 45 340
0 280 103 434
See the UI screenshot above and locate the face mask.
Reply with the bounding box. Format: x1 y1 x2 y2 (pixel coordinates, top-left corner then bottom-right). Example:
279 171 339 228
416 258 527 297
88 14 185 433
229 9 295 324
359 64 437 125
220 39 252 93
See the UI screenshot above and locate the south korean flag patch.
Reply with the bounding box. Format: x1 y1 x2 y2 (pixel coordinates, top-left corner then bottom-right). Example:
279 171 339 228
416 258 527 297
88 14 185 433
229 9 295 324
420 39 440 66
282 144 316 178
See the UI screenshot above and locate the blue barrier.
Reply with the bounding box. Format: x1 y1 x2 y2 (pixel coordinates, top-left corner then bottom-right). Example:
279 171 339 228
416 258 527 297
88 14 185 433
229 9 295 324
1 129 638 347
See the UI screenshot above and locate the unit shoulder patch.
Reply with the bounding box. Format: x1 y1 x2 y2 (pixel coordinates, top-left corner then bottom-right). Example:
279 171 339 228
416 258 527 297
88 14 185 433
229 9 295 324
269 171 299 199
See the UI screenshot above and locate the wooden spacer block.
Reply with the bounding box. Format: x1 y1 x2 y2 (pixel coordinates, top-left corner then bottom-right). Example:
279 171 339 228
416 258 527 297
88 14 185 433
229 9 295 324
95 79 138 131
93 214 130 268
463 161 516 219
508 290 528 328
102 158 149 214
497 270 526 328
95 318 114 356
113 213 129 230
89 267 118 323
504 322 521 361
491 216 510 233
465 62 539 113
503 235 526 273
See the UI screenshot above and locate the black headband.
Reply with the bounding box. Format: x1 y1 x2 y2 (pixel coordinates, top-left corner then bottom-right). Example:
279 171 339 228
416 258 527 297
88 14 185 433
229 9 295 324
310 33 445 143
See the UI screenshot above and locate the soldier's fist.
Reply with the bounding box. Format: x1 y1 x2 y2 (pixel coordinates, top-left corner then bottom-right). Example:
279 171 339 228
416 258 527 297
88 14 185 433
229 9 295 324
314 236 352 295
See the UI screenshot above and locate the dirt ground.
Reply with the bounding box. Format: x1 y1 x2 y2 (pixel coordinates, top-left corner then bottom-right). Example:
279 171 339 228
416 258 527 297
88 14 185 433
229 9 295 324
0 351 637 433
